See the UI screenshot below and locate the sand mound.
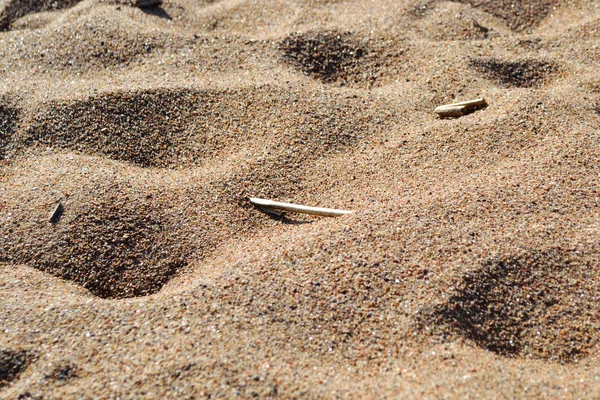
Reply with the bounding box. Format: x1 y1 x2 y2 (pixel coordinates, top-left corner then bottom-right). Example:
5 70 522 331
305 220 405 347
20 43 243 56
409 1 494 40
0 7 169 72
453 0 558 31
17 88 204 167
9 85 394 167
0 179 191 299
0 0 82 30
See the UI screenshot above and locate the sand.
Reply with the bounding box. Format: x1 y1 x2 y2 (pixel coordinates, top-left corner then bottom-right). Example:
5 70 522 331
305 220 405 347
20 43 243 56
0 0 599 397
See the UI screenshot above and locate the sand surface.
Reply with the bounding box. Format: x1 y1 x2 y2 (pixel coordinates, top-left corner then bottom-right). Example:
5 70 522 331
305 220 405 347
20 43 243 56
0 0 599 397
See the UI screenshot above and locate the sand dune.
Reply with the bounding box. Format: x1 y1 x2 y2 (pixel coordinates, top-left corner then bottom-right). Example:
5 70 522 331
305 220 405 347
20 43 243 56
0 0 599 397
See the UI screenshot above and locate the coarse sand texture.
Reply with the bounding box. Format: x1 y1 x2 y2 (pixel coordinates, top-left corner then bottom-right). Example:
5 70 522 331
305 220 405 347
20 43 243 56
0 0 599 398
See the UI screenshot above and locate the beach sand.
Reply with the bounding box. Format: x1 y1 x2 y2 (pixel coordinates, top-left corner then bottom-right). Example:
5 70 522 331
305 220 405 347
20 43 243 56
0 0 599 397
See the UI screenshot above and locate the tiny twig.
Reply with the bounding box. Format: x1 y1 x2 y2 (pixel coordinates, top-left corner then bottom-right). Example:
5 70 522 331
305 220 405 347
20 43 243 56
49 201 64 224
249 198 352 217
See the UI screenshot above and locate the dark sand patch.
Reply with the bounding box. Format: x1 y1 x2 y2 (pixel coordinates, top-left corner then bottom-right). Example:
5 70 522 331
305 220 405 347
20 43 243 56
422 249 600 363
44 360 79 383
280 30 407 87
470 58 559 88
0 349 32 388
280 30 367 83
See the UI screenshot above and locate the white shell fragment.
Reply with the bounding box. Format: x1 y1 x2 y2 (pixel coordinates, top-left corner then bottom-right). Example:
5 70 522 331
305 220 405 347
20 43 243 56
249 197 352 217
434 98 488 118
